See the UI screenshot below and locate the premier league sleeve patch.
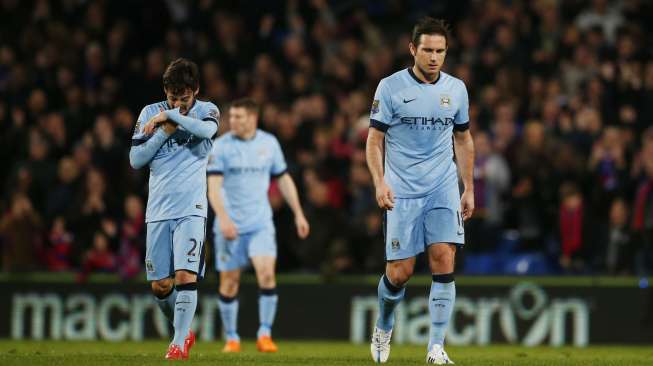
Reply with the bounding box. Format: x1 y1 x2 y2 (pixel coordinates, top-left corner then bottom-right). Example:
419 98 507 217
371 99 380 114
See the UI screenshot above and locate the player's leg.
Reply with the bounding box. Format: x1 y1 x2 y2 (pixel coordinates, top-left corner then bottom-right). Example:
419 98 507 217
425 243 456 364
214 226 249 352
249 223 279 352
377 257 414 331
218 269 242 351
169 216 205 358
423 186 463 364
145 221 177 323
372 198 424 363
251 256 277 340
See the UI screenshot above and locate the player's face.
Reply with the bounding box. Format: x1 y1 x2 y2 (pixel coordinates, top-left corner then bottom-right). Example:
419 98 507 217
410 34 447 80
229 107 257 138
165 88 198 115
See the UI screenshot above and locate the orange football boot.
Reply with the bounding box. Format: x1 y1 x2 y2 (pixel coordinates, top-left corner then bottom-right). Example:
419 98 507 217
256 336 278 353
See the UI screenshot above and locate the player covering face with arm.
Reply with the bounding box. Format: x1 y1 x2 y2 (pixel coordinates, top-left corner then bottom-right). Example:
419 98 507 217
129 58 219 360
366 17 474 364
207 98 309 353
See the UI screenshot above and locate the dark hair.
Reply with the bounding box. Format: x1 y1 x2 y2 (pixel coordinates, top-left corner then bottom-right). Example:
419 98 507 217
230 98 259 116
412 17 451 47
162 58 199 94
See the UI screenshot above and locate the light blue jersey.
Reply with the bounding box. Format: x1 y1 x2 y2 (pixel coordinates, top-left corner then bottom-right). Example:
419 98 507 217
370 68 469 198
207 130 287 234
132 99 220 223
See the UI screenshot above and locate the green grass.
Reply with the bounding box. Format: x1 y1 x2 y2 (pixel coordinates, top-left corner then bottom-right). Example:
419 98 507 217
0 340 651 366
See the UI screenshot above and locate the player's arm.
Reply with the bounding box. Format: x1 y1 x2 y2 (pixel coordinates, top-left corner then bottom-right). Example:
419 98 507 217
129 129 171 169
129 108 174 169
163 109 218 139
367 79 395 210
453 82 474 220
366 127 394 210
207 174 237 240
454 128 475 220
276 172 310 239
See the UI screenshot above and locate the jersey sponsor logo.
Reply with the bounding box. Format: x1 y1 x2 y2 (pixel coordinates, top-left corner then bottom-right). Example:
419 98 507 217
440 94 451 108
371 100 380 114
400 116 454 131
402 98 416 103
227 166 267 175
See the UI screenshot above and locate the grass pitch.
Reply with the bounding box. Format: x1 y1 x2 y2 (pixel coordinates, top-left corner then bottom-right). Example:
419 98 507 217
0 340 651 366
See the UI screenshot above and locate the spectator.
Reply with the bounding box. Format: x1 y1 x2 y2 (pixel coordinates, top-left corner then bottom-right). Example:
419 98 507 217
0 193 43 272
46 216 74 271
467 131 510 251
78 231 117 282
558 182 589 272
118 195 144 279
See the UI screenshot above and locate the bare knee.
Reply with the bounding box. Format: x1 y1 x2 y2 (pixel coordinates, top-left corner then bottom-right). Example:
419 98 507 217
219 271 241 297
429 244 456 273
151 278 174 298
257 271 276 289
175 269 197 285
385 261 414 287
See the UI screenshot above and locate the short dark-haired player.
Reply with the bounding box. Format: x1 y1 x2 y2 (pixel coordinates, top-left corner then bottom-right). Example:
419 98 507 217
367 18 475 364
129 58 220 360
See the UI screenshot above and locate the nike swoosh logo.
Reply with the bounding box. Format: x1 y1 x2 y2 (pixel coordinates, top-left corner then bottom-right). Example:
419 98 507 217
403 98 416 103
187 259 198 263
457 230 464 235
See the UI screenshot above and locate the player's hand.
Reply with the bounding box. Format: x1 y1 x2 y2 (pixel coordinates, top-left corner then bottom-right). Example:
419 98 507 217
143 108 168 135
375 182 395 210
161 121 177 135
460 189 475 221
220 217 238 241
295 214 310 239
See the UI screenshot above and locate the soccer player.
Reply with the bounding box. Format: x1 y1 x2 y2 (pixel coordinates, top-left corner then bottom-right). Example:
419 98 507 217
129 58 219 360
366 18 474 364
207 98 309 353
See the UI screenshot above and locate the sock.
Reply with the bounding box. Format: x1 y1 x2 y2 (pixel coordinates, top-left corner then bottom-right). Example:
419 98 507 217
217 293 240 341
428 273 456 349
375 275 406 331
172 283 198 348
154 287 177 323
257 288 278 338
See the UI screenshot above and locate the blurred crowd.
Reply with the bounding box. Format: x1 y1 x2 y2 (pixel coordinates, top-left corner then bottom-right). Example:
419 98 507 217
1 0 652 277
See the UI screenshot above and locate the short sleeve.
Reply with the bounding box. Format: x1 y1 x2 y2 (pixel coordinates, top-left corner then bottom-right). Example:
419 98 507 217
453 82 470 131
199 102 220 126
369 79 393 132
270 137 287 177
207 140 225 175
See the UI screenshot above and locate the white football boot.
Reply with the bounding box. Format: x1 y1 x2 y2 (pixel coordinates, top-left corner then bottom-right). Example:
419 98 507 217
426 344 454 364
370 326 392 363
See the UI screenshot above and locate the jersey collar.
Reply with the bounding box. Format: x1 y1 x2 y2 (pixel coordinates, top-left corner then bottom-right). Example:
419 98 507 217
407 67 441 85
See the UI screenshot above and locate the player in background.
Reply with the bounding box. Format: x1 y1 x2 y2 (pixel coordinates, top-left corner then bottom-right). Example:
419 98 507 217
207 98 309 353
366 18 474 364
129 58 219 360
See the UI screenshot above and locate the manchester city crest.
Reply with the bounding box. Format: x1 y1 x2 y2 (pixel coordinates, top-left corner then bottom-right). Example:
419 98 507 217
440 95 451 108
